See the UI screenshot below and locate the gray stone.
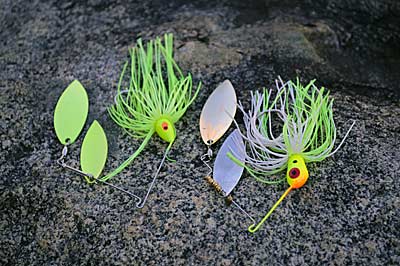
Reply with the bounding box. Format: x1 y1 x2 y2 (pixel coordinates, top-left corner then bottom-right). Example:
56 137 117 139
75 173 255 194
1 0 399 265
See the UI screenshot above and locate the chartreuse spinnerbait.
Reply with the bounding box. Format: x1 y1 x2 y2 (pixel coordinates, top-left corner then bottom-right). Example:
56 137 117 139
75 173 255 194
100 33 201 208
229 77 355 233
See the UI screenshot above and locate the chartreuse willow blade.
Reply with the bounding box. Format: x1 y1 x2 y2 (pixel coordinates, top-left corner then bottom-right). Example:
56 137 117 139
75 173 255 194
229 77 355 233
99 33 201 207
54 80 88 144
81 120 108 180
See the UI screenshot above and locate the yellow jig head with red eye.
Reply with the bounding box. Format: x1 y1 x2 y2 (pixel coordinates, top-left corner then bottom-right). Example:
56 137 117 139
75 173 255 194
286 155 308 189
155 118 176 143
248 154 310 233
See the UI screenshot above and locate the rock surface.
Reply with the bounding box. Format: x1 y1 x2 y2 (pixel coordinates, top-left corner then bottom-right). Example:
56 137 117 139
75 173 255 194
1 0 399 265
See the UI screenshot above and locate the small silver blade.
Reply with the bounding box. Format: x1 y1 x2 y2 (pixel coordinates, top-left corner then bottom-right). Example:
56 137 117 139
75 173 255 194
199 80 237 145
213 129 245 196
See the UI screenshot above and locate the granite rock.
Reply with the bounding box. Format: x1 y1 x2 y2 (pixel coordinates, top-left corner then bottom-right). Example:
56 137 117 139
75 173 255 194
1 0 399 265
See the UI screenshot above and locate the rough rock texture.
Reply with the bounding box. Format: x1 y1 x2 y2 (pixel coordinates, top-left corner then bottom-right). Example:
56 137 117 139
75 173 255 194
1 0 399 265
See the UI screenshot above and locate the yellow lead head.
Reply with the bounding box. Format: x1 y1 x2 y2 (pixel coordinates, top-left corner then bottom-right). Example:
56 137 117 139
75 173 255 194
286 154 309 189
155 118 176 143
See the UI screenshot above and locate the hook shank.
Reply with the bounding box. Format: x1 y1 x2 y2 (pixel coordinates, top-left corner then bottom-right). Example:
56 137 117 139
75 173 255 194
248 186 293 233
